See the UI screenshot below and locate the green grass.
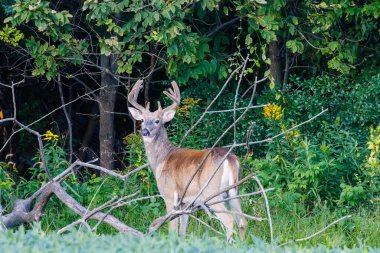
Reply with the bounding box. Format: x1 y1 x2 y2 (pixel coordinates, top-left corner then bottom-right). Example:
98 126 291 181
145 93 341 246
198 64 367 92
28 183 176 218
0 226 378 253
12 173 378 249
35 194 380 249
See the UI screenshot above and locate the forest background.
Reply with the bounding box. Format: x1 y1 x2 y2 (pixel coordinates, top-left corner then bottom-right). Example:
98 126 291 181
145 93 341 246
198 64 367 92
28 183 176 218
0 0 379 251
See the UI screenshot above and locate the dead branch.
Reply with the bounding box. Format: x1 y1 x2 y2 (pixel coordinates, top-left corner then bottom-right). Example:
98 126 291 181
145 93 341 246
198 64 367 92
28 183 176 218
2 183 54 229
205 104 267 114
52 182 143 236
57 191 140 234
252 175 274 244
189 214 224 236
207 187 275 206
57 73 73 163
2 181 143 236
179 59 246 145
230 108 328 148
278 215 352 247
2 159 147 235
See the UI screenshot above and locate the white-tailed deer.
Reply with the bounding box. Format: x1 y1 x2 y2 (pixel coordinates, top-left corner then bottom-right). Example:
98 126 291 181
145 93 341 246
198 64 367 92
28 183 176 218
128 80 247 241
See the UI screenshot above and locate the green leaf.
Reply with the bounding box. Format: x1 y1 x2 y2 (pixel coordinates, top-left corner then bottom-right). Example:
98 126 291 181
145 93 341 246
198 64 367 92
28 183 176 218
292 16 298 26
223 6 229 16
327 41 339 51
245 35 253 45
135 12 141 22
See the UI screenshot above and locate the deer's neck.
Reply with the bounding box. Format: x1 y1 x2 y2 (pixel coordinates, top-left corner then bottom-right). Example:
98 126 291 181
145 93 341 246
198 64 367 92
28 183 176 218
143 128 176 173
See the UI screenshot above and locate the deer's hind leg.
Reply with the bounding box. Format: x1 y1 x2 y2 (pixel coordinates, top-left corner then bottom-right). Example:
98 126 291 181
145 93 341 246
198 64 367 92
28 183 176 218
227 188 247 238
211 202 235 243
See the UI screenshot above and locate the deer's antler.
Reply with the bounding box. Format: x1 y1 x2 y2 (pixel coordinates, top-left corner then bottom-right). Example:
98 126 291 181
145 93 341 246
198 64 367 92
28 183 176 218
162 81 181 112
128 80 146 112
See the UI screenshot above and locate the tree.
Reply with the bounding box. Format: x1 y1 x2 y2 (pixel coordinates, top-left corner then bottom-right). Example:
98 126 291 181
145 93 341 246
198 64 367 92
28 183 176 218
0 0 378 168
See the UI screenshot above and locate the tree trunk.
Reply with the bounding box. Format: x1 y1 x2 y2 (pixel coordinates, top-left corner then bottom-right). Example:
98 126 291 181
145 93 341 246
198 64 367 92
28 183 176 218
98 54 118 170
283 47 290 87
269 40 282 85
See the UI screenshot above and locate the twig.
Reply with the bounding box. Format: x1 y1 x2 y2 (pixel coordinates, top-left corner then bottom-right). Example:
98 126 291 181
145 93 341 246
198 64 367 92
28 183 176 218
57 73 73 163
278 215 352 247
228 108 328 147
58 196 119 234
58 191 141 234
206 104 266 114
252 175 274 245
190 214 225 236
179 60 246 145
210 209 266 222
241 75 268 98
207 17 241 37
233 55 249 143
207 187 275 206
92 194 161 232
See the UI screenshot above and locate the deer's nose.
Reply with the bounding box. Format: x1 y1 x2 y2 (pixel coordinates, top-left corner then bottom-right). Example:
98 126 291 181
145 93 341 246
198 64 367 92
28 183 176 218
142 128 150 137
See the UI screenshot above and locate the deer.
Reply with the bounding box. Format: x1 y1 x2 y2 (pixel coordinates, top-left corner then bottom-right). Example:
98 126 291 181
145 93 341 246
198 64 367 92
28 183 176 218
127 80 247 241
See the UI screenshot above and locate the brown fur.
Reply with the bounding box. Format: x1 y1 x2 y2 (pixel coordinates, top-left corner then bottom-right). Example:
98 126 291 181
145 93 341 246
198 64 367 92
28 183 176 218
159 148 239 200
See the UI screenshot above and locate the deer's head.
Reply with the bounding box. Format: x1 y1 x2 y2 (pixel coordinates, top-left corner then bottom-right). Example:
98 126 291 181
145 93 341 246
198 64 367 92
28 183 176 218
128 80 181 140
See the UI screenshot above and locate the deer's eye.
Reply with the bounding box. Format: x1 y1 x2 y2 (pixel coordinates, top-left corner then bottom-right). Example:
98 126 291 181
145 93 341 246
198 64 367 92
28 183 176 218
155 120 160 124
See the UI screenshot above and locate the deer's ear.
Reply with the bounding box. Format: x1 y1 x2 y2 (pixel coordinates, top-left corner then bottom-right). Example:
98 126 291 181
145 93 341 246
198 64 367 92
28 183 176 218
128 107 144 121
162 109 176 123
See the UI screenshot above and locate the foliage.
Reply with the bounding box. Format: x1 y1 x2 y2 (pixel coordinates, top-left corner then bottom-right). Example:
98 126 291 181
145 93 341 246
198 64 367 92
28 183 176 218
0 24 23 46
0 162 16 205
242 0 380 74
365 125 380 199
0 0 379 249
243 102 378 209
336 123 380 208
122 132 145 167
268 73 380 138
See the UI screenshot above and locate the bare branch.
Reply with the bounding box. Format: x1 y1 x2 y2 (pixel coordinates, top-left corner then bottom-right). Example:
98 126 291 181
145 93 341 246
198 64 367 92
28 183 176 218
228 108 329 147
189 214 224 236
207 187 275 206
278 215 352 247
252 175 274 244
57 74 73 163
179 60 246 145
206 104 267 114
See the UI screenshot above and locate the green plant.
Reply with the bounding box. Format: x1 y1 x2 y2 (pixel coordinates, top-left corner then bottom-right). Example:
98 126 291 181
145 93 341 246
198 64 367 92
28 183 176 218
363 125 380 203
335 124 380 209
245 114 366 208
0 162 16 207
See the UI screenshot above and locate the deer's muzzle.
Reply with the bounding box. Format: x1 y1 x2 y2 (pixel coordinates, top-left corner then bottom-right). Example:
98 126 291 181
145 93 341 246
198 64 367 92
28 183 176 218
142 128 150 137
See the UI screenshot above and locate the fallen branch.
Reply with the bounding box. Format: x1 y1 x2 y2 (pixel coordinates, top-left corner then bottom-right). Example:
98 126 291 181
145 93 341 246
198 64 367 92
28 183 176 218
278 215 352 247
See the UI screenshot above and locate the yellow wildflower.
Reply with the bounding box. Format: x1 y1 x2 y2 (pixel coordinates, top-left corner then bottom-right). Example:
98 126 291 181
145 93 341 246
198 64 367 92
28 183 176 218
263 103 284 121
91 173 97 179
43 130 59 141
177 98 201 117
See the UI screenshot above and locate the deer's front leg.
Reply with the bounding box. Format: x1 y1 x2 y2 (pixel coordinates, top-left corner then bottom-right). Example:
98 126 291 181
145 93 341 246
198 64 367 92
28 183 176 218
165 199 179 233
